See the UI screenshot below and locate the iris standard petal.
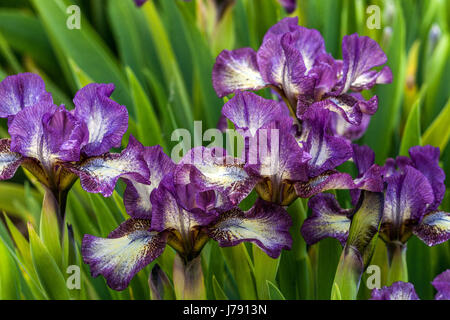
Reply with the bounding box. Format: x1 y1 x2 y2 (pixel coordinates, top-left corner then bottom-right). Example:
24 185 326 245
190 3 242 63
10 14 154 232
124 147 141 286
82 218 166 291
222 91 282 136
208 199 292 258
123 145 175 219
73 83 128 156
0 73 52 121
212 48 266 98
339 34 392 93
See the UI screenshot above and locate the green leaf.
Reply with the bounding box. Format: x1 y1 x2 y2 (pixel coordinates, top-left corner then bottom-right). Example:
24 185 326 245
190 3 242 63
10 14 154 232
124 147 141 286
267 280 285 300
126 67 165 149
399 86 425 156
0 237 20 299
221 243 257 299
212 275 228 300
253 245 280 299
28 223 70 300
422 98 450 152
39 190 63 269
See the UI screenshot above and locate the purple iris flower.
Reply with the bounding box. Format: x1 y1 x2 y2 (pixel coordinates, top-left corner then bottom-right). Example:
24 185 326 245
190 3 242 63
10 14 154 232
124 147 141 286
82 146 292 291
215 91 382 206
212 17 392 131
370 269 450 300
0 73 149 215
301 144 450 248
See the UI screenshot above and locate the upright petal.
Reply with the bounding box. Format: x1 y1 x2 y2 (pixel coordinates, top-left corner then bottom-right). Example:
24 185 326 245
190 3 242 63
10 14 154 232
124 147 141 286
370 282 420 300
174 147 259 206
432 270 450 300
73 83 128 156
299 108 352 177
208 199 292 258
413 211 450 246
352 144 375 176
380 166 435 244
408 145 445 211
123 146 175 219
0 139 23 180
331 112 371 141
0 73 52 120
212 48 266 98
65 136 150 197
301 193 351 246
339 34 392 93
222 91 282 136
82 218 167 291
278 0 296 13
8 101 58 163
150 182 215 233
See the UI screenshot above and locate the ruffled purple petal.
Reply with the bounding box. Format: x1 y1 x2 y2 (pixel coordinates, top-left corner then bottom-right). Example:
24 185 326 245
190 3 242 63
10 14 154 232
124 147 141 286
381 166 435 244
123 145 175 219
174 147 259 207
299 108 353 177
408 145 445 211
432 270 450 300
222 91 282 136
301 193 351 246
65 136 150 197
208 199 292 258
82 218 166 291
0 139 23 180
339 34 392 93
8 101 58 161
212 48 266 98
295 170 355 198
73 83 128 157
413 211 450 247
370 282 420 300
150 182 216 233
0 73 53 121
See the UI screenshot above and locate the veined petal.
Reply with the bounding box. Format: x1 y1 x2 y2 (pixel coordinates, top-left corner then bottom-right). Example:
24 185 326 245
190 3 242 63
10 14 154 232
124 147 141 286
82 219 166 291
339 34 392 93
0 73 53 121
8 101 58 163
150 182 215 233
73 83 128 156
301 193 351 246
352 144 375 176
175 147 259 206
212 48 266 98
295 170 355 198
66 136 150 197
123 145 175 219
331 111 371 141
381 166 435 244
0 139 23 180
208 199 292 258
299 108 352 177
370 282 419 300
413 211 450 246
432 270 450 300
222 91 282 136
408 145 445 211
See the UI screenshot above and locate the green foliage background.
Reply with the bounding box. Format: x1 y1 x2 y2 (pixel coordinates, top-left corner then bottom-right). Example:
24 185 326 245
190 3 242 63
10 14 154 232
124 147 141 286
0 0 448 300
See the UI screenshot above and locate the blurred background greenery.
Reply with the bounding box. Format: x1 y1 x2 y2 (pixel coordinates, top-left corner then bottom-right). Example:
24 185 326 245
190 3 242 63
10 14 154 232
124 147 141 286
0 0 448 300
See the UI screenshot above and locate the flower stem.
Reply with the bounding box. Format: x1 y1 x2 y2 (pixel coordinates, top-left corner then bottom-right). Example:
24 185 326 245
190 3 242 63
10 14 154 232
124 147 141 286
386 243 408 284
172 253 206 300
331 245 364 300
